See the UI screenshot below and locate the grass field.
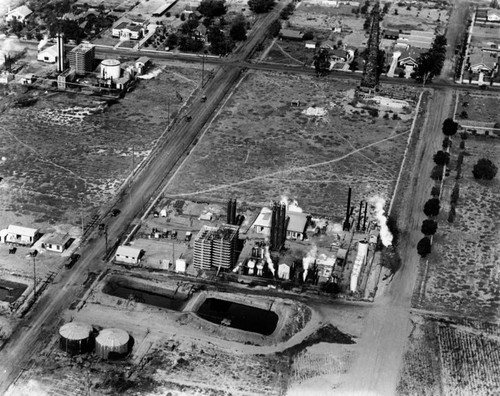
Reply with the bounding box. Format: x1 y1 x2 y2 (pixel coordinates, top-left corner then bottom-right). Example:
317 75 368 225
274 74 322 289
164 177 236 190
0 64 199 227
416 137 500 320
455 93 500 126
164 70 418 219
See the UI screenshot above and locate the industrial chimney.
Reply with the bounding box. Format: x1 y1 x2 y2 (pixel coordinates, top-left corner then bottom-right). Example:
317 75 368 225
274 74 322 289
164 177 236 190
343 187 352 231
57 33 65 72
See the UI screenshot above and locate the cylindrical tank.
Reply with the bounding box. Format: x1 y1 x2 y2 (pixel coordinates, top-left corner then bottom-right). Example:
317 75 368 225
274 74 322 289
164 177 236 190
95 328 130 359
59 322 93 354
100 59 121 80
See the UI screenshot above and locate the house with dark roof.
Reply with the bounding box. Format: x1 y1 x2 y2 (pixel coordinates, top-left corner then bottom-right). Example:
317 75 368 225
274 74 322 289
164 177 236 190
383 30 399 40
330 49 349 62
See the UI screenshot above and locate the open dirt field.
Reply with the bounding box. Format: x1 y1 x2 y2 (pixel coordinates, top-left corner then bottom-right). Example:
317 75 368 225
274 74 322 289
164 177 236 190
414 136 500 320
397 314 500 396
0 63 199 230
455 93 500 127
382 2 449 32
164 70 419 219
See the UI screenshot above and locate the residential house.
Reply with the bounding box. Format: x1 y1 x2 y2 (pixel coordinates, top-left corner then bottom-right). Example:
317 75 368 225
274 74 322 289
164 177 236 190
469 52 497 73
280 29 304 41
330 49 349 62
37 45 58 63
42 233 72 253
4 225 40 246
0 71 14 84
112 21 143 40
6 5 32 23
196 24 207 37
397 48 424 69
17 74 36 85
320 39 336 50
286 212 309 240
114 245 143 264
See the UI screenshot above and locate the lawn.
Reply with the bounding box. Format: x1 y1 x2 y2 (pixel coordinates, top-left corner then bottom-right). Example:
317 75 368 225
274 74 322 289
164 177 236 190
164 70 419 219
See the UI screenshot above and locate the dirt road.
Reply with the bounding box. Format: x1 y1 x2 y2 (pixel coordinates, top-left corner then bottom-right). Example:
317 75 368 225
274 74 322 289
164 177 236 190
332 89 453 396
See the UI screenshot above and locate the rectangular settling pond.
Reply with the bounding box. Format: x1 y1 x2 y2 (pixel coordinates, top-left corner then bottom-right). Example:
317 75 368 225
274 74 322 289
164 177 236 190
0 279 28 303
196 298 278 336
103 277 189 311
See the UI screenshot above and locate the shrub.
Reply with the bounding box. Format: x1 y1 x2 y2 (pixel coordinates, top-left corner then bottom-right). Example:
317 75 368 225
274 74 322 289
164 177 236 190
472 158 498 180
431 165 444 180
460 131 468 140
302 30 314 40
431 186 441 197
417 237 431 257
392 113 399 120
442 137 450 149
448 205 456 223
459 110 468 119
450 183 459 205
368 108 379 117
459 141 465 149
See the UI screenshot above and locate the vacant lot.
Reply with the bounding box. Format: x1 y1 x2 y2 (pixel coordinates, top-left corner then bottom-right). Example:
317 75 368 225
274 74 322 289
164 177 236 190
455 93 500 127
382 2 448 32
0 64 199 229
416 137 500 320
164 70 418 219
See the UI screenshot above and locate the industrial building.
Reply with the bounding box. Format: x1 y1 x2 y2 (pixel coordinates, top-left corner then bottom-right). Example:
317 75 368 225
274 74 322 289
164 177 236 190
193 225 239 271
95 328 130 359
37 45 58 64
59 322 93 354
114 245 143 265
68 43 95 74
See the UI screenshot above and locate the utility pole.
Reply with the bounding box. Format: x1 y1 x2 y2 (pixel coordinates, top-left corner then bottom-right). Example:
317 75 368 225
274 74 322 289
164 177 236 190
131 144 135 176
80 196 84 237
32 256 36 301
172 240 175 270
167 98 170 126
201 53 205 88
104 226 108 254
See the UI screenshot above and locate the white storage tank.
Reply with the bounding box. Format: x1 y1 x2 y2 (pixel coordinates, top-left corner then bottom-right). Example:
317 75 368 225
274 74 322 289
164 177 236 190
59 322 93 354
96 328 130 359
100 59 121 80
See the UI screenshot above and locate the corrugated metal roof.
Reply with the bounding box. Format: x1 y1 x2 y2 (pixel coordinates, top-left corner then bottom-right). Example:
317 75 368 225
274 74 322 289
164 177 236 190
59 322 92 340
96 328 129 347
287 211 308 233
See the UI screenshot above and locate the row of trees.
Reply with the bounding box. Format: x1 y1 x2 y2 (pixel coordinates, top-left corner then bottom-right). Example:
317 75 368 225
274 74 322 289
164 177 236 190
412 34 447 85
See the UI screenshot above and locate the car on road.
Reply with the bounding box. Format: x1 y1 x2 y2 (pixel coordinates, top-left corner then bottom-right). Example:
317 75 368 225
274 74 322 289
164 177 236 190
111 208 121 217
65 253 80 269
185 115 192 122
201 95 207 102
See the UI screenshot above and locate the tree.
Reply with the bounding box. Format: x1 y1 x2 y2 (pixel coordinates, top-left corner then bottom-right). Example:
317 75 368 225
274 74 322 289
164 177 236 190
180 19 199 34
412 52 441 85
360 0 370 14
431 186 441 197
248 0 276 13
472 158 498 180
382 2 391 14
381 247 401 274
442 118 458 136
421 219 438 236
433 150 450 166
431 165 444 180
450 183 460 205
178 35 204 52
424 198 440 217
314 48 330 76
268 19 281 37
208 27 231 55
166 33 178 48
230 14 247 41
280 3 295 19
417 237 432 257
198 0 227 18
303 30 314 40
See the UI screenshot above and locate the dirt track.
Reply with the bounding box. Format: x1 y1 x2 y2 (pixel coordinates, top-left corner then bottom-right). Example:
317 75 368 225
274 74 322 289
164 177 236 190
334 89 454 396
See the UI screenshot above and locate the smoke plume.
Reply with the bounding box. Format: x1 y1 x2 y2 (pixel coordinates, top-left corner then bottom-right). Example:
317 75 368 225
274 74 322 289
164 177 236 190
37 35 49 51
264 245 275 276
369 196 393 247
280 195 303 213
302 244 317 282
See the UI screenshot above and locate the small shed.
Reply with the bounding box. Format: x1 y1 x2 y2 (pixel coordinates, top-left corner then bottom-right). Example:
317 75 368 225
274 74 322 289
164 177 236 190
280 29 304 40
5 225 40 246
160 206 169 217
114 245 142 264
175 259 186 273
198 212 213 221
305 41 316 49
135 56 151 74
43 233 72 252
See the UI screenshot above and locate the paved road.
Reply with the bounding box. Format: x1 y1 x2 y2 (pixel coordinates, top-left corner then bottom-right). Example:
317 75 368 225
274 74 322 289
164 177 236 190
0 3 287 394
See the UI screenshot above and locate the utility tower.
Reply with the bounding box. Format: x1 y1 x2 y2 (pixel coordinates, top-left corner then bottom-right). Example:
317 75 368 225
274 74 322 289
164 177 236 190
361 2 382 90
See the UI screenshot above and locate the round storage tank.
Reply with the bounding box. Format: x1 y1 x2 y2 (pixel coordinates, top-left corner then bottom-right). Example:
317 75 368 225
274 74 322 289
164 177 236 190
59 322 93 354
100 59 121 80
96 328 130 359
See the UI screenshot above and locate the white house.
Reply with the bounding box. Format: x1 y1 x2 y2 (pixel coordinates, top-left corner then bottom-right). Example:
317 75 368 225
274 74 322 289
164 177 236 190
6 6 33 23
114 245 142 264
175 259 186 273
0 71 14 84
37 45 58 64
135 56 151 75
305 41 316 49
4 225 40 246
112 21 143 40
42 233 72 252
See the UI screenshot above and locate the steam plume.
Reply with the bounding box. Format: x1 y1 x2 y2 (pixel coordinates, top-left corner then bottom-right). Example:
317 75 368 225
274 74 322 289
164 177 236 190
302 244 317 282
37 35 49 51
369 196 393 246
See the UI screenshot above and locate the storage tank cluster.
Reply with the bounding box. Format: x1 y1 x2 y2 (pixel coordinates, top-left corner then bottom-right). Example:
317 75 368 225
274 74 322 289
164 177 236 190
100 59 121 80
59 322 130 358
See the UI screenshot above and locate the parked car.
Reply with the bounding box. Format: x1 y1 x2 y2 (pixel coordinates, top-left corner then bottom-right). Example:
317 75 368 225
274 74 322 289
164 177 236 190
111 208 121 217
65 253 80 269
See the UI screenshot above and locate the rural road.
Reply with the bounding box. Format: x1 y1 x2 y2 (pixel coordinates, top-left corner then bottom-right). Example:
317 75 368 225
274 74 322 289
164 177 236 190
335 89 454 396
0 2 288 394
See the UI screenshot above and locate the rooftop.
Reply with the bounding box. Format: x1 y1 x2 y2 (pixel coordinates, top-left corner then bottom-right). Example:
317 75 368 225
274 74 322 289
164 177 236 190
7 225 39 237
116 245 142 257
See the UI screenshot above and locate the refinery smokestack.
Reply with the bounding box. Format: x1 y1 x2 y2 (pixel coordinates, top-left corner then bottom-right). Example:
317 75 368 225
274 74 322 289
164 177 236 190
362 201 368 232
57 33 65 72
356 201 363 231
343 187 352 231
